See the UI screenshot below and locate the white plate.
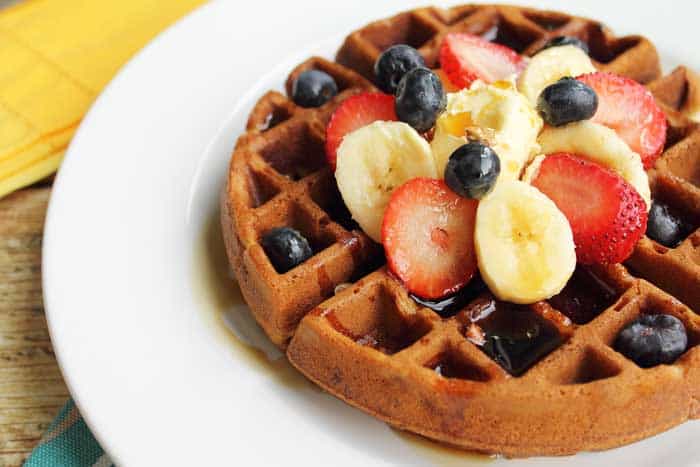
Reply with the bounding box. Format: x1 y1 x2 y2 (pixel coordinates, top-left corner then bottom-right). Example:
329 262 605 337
43 0 700 465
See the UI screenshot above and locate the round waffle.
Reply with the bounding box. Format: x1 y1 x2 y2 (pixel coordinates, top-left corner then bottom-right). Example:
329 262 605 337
221 4 700 457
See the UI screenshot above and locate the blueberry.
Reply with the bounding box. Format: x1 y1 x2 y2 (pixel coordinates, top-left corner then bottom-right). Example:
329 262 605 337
374 44 426 94
614 314 688 368
261 227 313 273
540 36 590 54
291 70 338 108
646 200 695 248
395 68 446 133
537 77 598 127
444 142 501 199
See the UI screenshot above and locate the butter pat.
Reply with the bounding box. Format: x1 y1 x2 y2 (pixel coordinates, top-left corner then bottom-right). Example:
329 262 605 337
431 80 543 181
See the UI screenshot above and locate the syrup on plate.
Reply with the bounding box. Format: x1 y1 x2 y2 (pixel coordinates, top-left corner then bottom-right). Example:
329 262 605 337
195 211 495 464
193 211 307 389
392 429 496 466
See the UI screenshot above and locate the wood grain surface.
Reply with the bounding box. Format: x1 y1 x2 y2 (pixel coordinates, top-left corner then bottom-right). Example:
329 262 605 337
0 0 70 465
0 186 68 467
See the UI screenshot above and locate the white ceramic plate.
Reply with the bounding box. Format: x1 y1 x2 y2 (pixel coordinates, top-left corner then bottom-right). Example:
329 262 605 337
43 0 700 465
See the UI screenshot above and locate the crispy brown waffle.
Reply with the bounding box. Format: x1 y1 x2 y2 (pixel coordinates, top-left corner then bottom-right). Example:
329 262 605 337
626 67 700 313
337 4 661 85
221 4 700 457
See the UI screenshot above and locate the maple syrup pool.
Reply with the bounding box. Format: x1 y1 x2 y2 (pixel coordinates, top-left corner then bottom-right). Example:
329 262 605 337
193 210 495 464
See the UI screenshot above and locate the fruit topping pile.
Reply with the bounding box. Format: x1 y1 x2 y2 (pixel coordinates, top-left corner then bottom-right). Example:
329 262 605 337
282 33 688 369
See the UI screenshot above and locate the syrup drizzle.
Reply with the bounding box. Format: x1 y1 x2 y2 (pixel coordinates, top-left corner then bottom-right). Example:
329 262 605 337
459 297 563 376
316 264 334 298
392 429 496 465
410 277 488 317
547 266 619 324
339 233 363 268
196 213 495 462
194 212 309 389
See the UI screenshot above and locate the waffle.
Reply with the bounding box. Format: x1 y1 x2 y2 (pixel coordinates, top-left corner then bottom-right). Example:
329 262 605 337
626 67 700 312
220 4 700 457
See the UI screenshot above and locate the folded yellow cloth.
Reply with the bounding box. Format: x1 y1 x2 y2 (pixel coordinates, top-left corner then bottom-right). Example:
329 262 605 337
0 0 205 198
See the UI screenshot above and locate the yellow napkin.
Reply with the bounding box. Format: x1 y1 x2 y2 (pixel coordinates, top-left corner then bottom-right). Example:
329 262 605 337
0 0 205 198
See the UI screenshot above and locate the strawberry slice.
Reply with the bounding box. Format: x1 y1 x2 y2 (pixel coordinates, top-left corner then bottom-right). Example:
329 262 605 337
434 68 460 93
382 178 478 299
577 72 667 169
530 153 648 265
325 92 397 170
439 33 525 89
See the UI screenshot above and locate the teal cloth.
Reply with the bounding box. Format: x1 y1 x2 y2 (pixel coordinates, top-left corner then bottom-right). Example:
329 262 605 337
24 400 113 467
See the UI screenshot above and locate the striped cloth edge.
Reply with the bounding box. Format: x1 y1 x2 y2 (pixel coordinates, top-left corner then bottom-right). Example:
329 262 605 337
23 399 113 467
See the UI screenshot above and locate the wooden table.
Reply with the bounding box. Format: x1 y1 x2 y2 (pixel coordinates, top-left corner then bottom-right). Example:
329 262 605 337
0 186 69 467
0 0 70 465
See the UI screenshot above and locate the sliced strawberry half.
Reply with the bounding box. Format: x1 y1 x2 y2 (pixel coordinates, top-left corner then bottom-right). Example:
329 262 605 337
325 92 397 170
530 153 648 265
434 68 460 93
382 178 478 299
577 72 667 169
439 33 525 89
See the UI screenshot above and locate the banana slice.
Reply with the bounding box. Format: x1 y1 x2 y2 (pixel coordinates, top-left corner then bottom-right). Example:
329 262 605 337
538 121 651 209
522 154 546 184
431 81 543 182
475 180 576 304
517 45 596 105
335 121 437 242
